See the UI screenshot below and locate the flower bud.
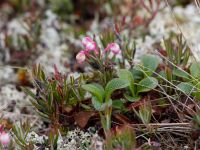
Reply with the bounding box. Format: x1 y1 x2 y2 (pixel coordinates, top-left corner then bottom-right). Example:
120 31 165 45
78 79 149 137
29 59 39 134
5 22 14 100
76 50 86 64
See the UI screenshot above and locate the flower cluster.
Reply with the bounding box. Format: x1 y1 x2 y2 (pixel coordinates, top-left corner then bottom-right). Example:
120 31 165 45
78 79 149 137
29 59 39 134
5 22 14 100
0 125 10 147
76 36 121 64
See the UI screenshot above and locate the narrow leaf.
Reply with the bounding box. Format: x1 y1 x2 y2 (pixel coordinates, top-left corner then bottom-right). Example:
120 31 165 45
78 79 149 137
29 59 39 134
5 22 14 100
21 87 36 99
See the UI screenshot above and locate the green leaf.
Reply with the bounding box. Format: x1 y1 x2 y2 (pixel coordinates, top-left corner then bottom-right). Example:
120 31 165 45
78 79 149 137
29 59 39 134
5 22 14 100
177 82 194 94
91 97 102 111
40 69 46 81
137 77 158 93
131 66 144 80
21 87 36 99
80 104 91 110
158 71 167 79
112 100 124 109
193 92 200 101
100 99 112 111
124 94 140 102
47 92 54 107
82 83 104 102
190 62 200 78
141 54 160 76
173 68 189 79
117 69 134 82
117 69 135 96
105 78 129 101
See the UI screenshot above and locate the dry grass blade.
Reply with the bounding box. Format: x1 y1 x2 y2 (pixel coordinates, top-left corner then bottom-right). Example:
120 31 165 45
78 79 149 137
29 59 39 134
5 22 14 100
131 123 192 131
195 0 200 12
165 0 200 62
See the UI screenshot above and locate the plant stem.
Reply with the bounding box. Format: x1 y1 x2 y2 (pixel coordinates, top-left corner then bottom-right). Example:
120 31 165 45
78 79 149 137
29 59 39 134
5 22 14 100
105 107 112 132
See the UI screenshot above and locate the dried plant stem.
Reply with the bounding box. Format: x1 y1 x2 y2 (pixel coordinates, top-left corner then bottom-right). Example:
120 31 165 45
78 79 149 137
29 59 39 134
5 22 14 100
130 122 191 128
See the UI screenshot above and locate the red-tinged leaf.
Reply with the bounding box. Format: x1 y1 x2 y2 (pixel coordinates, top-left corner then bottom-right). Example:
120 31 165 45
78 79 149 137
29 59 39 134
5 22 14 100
149 0 153 9
158 48 167 57
74 111 94 128
54 64 61 80
64 106 73 113
122 16 126 26
11 51 31 59
57 85 63 96
114 114 133 124
127 98 147 110
115 23 120 34
133 16 143 26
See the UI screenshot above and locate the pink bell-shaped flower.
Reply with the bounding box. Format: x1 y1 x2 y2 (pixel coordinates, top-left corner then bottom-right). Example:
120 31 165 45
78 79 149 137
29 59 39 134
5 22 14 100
82 37 97 51
0 132 10 146
105 43 121 54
